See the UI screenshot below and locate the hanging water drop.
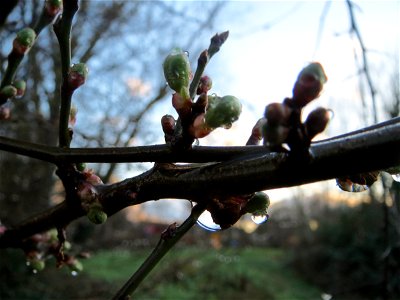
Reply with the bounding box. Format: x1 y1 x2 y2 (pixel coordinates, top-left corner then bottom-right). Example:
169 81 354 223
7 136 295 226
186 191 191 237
392 174 400 182
251 213 269 225
196 210 221 232
71 271 78 277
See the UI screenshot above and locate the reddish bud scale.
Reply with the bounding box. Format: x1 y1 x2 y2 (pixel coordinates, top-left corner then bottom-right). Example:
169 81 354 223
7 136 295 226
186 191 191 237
246 118 266 145
172 93 192 118
196 76 212 95
189 113 213 138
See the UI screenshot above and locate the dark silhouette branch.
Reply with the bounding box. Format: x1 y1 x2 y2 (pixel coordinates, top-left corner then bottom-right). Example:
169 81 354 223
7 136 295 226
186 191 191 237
1 118 399 248
1 117 399 164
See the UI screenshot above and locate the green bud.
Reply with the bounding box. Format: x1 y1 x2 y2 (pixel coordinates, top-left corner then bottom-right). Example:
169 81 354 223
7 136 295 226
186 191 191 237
76 162 86 172
204 95 242 129
30 259 46 272
13 80 26 98
45 0 63 17
68 259 83 272
13 28 36 55
68 63 88 90
245 192 270 214
63 241 72 251
0 85 17 98
87 206 107 224
163 48 191 99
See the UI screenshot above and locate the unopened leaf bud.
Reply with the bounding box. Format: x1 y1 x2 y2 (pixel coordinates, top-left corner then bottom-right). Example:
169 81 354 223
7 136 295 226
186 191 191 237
246 118 267 145
77 182 97 202
163 48 191 99
305 107 331 139
63 241 72 251
292 62 327 107
0 85 17 98
13 28 36 55
264 102 291 126
68 63 88 90
76 162 86 172
67 258 83 272
245 192 270 214
13 80 26 98
29 258 46 272
85 172 103 185
87 205 107 225
196 75 212 95
172 92 191 117
204 95 242 129
45 0 63 17
161 114 176 135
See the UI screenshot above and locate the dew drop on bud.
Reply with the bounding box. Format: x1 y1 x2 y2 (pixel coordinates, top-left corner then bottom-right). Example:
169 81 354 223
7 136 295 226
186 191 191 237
392 174 400 182
196 210 221 232
251 213 269 225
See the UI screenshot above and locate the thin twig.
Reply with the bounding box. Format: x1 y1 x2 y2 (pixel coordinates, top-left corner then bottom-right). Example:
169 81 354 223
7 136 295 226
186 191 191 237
346 0 378 123
53 0 79 148
0 116 399 164
112 204 206 299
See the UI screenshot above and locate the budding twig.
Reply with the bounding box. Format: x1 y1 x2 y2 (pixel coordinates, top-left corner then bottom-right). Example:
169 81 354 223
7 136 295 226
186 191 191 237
112 204 206 299
189 31 229 99
53 0 79 148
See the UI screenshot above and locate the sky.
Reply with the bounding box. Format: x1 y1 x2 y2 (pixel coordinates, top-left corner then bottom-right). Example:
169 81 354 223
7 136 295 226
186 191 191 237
140 0 400 224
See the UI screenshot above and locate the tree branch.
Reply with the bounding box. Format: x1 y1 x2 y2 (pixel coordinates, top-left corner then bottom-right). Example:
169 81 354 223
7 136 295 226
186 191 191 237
0 117 399 164
1 118 399 248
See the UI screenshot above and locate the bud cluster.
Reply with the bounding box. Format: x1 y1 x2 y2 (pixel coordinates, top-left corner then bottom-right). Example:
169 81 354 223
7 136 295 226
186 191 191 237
204 191 271 230
20 228 86 274
76 168 107 225
261 62 331 150
162 47 242 146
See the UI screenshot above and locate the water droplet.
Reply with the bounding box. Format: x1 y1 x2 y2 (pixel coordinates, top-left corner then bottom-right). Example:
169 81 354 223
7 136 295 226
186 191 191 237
196 210 221 232
392 174 400 182
336 178 368 192
251 213 269 225
71 271 78 277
